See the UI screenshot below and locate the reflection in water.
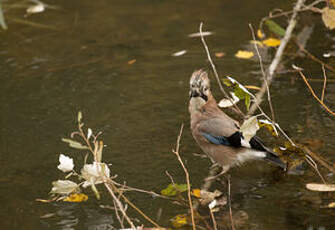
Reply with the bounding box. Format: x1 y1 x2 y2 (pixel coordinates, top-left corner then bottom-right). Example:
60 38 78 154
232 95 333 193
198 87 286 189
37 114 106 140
41 203 115 230
1 0 335 229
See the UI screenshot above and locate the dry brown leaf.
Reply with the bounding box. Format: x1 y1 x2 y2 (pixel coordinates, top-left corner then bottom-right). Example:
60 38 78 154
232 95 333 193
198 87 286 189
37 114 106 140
215 52 225 58
322 7 335 30
128 59 136 65
306 183 335 192
245 85 261 90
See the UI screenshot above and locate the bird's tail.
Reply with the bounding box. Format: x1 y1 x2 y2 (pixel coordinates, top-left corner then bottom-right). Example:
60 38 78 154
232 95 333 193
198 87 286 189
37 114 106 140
264 150 287 170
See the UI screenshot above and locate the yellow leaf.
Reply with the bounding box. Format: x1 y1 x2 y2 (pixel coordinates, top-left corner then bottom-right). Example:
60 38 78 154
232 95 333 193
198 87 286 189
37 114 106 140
171 214 188 228
331 0 335 7
235 50 254 59
257 29 265 39
262 38 281 47
328 202 335 208
322 7 335 30
63 193 88 202
192 189 201 198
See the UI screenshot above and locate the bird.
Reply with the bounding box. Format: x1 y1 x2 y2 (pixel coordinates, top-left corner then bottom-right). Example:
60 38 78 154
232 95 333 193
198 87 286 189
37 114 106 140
188 69 286 175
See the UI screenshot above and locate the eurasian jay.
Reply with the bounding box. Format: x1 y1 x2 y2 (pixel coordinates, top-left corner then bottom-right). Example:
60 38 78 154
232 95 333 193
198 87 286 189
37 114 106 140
189 70 286 174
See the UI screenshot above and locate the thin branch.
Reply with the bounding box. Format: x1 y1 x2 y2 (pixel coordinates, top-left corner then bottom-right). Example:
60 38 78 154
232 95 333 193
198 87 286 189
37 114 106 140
105 181 162 229
298 70 335 117
249 0 306 115
249 23 276 122
321 64 327 102
172 124 196 230
305 155 327 184
104 183 136 230
209 210 217 230
199 22 245 117
302 146 335 175
227 176 235 230
296 42 335 73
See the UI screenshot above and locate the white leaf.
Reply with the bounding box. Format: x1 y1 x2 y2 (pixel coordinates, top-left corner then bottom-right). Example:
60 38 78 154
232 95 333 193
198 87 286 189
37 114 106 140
87 128 93 140
218 92 240 108
172 50 187 56
188 31 213 37
57 154 74 172
240 116 259 142
81 162 110 188
26 4 45 14
208 199 217 210
323 53 331 58
50 180 78 194
306 183 335 192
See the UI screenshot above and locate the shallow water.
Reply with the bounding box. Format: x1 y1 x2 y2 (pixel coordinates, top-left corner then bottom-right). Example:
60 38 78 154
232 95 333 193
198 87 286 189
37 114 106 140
1 0 335 229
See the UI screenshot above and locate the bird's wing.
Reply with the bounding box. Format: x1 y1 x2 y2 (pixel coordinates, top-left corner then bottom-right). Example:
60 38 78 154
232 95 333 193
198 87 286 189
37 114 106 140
197 117 243 148
198 117 269 150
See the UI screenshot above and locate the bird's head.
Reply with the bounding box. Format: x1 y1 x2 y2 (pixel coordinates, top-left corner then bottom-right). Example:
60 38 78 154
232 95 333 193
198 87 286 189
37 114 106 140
189 70 212 112
189 69 211 101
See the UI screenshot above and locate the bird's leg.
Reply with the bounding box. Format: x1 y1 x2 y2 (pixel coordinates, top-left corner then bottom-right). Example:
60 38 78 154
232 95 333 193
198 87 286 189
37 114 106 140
204 165 229 181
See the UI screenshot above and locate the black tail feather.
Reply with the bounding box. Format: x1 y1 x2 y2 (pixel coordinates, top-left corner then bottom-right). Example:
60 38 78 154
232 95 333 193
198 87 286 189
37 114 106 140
264 151 287 170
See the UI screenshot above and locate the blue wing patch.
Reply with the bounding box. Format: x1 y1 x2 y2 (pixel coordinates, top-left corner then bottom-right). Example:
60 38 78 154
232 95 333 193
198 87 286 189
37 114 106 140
200 132 231 146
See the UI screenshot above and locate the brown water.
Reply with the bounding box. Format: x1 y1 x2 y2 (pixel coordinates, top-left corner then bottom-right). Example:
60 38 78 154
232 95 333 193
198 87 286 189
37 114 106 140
1 0 335 229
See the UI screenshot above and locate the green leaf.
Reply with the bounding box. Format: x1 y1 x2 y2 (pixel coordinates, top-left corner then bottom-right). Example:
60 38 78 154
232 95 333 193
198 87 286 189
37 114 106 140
0 1 7 30
224 76 252 111
62 138 89 150
161 183 188 196
265 20 286 37
245 95 250 111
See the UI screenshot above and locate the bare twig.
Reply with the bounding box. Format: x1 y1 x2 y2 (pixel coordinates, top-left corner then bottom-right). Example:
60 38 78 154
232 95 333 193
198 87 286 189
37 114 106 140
227 176 235 230
302 146 335 175
113 199 125 229
105 181 162 229
209 210 217 230
172 124 196 230
321 64 327 102
104 183 136 230
165 170 175 185
298 70 335 117
249 23 276 122
199 22 245 117
296 42 335 73
305 155 327 184
249 0 306 115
